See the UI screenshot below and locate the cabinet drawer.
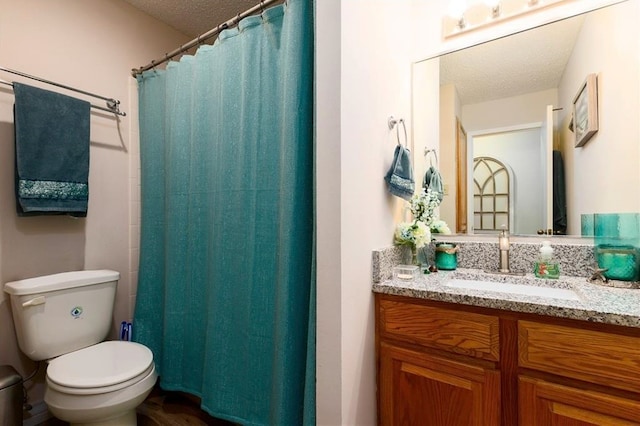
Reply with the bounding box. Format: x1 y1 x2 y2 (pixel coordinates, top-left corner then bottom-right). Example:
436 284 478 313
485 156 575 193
378 298 500 361
518 320 640 393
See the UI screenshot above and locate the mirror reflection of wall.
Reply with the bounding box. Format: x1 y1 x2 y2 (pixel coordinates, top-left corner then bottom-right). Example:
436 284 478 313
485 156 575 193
414 0 640 236
473 127 543 235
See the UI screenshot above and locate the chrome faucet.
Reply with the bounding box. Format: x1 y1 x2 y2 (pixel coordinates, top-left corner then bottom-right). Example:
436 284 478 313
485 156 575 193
498 227 510 273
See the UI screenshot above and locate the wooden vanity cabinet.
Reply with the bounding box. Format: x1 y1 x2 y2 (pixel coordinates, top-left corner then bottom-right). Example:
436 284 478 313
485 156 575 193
376 295 502 425
518 321 640 425
375 294 640 426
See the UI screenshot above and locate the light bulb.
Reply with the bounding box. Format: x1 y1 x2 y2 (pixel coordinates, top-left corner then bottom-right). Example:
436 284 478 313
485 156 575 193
484 0 501 17
447 0 467 19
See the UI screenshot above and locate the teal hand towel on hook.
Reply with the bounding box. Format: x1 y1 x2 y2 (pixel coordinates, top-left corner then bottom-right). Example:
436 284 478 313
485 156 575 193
13 83 90 217
384 144 414 200
384 118 414 200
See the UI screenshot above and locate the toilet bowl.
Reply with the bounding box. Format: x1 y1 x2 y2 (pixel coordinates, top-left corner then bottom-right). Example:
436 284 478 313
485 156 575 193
45 341 157 426
4 270 158 426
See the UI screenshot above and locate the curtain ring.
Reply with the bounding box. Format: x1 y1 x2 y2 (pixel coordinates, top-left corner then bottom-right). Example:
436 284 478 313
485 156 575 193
260 0 265 20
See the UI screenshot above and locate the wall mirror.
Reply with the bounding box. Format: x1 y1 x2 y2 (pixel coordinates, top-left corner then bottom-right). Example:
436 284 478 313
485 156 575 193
413 0 639 237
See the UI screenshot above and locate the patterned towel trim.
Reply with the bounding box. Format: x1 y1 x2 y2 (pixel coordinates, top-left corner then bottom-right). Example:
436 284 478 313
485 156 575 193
19 179 88 200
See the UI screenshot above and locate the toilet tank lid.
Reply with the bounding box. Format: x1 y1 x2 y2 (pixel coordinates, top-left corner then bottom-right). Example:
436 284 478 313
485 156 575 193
4 270 120 295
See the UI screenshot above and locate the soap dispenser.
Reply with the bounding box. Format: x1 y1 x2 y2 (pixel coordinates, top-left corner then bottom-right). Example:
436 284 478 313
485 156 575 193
534 241 560 279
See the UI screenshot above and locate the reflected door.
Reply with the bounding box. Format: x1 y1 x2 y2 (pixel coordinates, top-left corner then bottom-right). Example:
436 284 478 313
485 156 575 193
456 118 468 233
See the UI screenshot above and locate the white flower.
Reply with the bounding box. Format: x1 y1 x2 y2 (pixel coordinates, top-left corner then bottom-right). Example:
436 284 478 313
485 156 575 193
395 220 431 248
410 189 441 226
431 219 451 234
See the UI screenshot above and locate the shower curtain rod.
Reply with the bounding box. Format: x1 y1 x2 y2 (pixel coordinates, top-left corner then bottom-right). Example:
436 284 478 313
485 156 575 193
0 66 126 116
131 0 283 77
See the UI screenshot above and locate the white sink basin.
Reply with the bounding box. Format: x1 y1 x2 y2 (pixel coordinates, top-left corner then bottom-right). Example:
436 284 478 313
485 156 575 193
446 279 581 301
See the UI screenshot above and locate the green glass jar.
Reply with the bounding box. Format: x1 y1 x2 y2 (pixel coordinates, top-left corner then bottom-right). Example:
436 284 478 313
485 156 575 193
435 243 458 270
596 244 639 281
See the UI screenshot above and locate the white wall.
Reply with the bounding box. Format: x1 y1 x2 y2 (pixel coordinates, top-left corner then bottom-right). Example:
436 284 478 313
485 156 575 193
0 0 188 416
316 0 414 424
462 89 557 132
556 0 640 234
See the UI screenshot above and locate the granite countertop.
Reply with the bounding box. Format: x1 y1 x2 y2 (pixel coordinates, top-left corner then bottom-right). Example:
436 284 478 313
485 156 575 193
372 268 640 328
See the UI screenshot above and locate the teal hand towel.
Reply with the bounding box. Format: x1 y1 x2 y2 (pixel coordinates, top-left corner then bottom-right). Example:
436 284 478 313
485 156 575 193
423 166 444 202
384 145 415 200
13 83 90 217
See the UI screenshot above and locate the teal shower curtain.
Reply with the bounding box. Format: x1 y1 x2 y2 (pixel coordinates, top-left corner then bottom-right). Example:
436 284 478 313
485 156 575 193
133 1 315 424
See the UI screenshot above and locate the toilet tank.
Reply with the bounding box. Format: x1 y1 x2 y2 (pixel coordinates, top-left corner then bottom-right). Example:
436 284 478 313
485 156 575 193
4 270 120 361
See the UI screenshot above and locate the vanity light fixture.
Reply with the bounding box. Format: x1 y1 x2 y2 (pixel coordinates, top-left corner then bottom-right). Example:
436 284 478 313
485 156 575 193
443 0 565 39
447 0 468 29
484 0 502 18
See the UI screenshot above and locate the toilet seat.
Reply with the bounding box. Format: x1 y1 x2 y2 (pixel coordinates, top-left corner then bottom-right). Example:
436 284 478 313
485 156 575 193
47 341 154 395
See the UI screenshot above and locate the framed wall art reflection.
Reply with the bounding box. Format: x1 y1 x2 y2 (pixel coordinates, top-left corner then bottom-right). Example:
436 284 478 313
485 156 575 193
572 73 598 147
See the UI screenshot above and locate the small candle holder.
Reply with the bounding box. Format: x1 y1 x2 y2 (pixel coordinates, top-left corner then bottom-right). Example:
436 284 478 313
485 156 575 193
435 243 459 270
393 265 420 281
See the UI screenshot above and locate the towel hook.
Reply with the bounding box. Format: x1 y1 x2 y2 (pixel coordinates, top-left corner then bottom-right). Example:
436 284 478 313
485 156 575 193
388 116 398 130
424 148 438 167
388 116 408 147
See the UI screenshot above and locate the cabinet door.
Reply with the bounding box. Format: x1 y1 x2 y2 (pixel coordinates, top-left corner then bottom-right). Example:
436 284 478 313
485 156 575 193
379 342 500 426
519 376 640 425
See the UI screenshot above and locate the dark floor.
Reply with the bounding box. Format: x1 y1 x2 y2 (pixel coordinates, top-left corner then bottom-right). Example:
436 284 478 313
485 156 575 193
37 386 235 425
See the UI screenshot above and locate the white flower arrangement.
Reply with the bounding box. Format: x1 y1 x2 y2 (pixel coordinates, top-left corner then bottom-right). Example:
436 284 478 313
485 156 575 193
408 188 451 234
394 220 430 249
394 189 451 261
409 188 441 227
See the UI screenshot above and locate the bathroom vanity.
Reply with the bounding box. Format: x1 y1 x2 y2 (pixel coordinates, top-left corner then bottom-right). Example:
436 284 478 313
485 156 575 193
373 269 640 425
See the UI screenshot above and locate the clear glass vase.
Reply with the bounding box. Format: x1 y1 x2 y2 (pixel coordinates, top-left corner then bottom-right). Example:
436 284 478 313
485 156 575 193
410 245 418 265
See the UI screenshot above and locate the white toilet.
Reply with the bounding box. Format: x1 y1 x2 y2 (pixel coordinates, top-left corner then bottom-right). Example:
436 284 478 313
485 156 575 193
4 270 157 426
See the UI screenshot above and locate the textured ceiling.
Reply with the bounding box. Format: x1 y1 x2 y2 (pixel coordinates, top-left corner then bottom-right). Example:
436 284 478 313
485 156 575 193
121 0 260 37
123 0 585 105
440 15 585 104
